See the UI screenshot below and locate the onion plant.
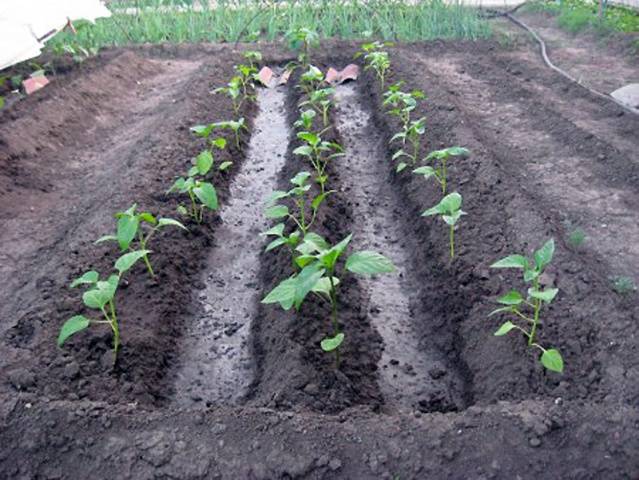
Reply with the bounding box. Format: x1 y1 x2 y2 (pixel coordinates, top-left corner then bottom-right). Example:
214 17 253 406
293 131 344 194
422 192 466 259
286 26 319 67
262 232 394 367
489 239 563 373
95 204 186 278
413 146 470 194
57 250 150 363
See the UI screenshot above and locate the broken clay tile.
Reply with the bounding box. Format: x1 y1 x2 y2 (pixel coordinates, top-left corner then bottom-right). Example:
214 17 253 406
278 69 292 86
325 67 340 85
22 76 49 95
339 64 359 83
257 66 274 88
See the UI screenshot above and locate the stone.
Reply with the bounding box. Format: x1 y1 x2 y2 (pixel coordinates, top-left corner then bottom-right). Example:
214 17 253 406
22 76 49 95
611 84 639 110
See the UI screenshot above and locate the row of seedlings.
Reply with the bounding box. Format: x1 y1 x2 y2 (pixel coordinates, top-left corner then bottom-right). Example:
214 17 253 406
260 33 396 368
57 51 263 364
359 42 564 373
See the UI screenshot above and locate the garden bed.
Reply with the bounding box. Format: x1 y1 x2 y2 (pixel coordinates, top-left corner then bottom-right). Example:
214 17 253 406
0 41 638 478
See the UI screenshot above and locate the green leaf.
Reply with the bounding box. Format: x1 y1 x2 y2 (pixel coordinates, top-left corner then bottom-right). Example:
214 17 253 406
265 205 289 219
139 212 157 225
219 161 233 171
297 131 319 146
311 191 332 211
58 315 91 346
413 166 436 178
311 276 340 296
396 162 407 173
294 254 317 268
262 223 285 237
321 333 344 352
488 306 515 317
528 287 558 303
190 124 213 138
439 192 462 213
319 234 353 270
211 137 227 149
293 145 313 157
70 271 99 288
167 177 187 194
294 264 325 309
266 237 288 252
345 251 395 275
262 276 297 310
302 232 329 252
392 149 407 161
266 190 290 205
534 238 555 271
177 205 188 215
188 165 199 177
443 210 464 226
497 290 524 305
95 234 117 245
193 182 219 210
490 254 529 269
524 268 540 283
157 218 187 230
290 171 311 186
426 146 469 160
82 275 118 309
115 250 151 275
116 214 139 251
494 321 517 336
196 150 214 175
540 349 563 373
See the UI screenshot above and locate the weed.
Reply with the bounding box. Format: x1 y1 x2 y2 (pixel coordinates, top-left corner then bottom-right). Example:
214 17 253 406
567 227 586 248
490 239 564 373
262 232 394 367
286 26 320 66
610 275 636 295
413 146 470 194
95 204 186 278
421 192 466 259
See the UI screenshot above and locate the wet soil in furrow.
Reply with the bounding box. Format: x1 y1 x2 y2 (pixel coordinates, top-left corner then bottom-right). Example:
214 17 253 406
171 86 290 407
333 83 467 413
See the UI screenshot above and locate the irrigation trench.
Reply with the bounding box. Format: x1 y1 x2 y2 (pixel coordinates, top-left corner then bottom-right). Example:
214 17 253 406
172 78 462 412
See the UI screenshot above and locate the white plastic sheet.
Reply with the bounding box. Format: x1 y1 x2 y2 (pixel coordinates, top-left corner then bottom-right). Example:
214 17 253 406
0 0 111 70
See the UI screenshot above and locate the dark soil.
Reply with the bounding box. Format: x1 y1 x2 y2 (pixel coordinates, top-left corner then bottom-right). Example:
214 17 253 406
0 41 638 478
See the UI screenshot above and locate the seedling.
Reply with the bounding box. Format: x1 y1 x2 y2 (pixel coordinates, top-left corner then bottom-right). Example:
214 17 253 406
300 87 335 127
489 239 563 373
298 65 324 95
167 150 220 223
383 83 425 130
243 50 262 69
95 204 186 278
263 171 331 242
390 117 426 172
234 63 258 100
293 131 345 194
413 146 470 194
191 118 248 149
286 27 320 66
364 50 391 90
262 232 394 367
610 275 636 295
212 77 243 116
294 109 317 131
422 192 466 259
57 250 150 362
567 227 586 248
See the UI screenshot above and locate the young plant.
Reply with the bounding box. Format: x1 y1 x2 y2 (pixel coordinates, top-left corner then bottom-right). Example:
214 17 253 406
293 131 345 194
262 232 394 367
294 109 317 132
167 150 220 223
95 204 186 278
212 76 243 116
192 118 248 149
422 192 466 259
298 65 324 95
57 250 150 363
243 50 262 69
300 87 335 127
364 50 391 90
390 117 426 172
383 83 425 131
263 171 331 242
234 63 258 101
489 239 563 373
286 27 320 67
413 146 470 194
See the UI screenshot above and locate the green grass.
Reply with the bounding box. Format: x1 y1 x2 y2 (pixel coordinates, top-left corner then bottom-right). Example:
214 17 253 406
45 0 491 52
526 0 639 34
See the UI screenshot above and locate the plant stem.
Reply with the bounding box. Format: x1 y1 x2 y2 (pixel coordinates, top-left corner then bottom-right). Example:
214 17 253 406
449 224 455 259
441 159 447 194
328 269 341 369
109 299 120 363
529 296 541 346
138 233 155 278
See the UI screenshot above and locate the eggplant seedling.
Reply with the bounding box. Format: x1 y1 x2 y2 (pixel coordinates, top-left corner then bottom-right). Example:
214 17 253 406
383 83 425 130
364 50 391 90
263 171 331 242
413 146 470 194
422 191 466 259
390 117 426 172
293 131 344 194
262 232 394 367
212 76 243 116
57 250 150 362
96 204 186 278
168 150 220 223
243 50 262 69
489 239 563 373
286 27 319 67
300 87 335 127
298 65 324 95
192 118 247 149
294 109 317 131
